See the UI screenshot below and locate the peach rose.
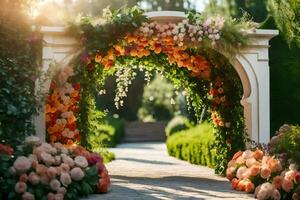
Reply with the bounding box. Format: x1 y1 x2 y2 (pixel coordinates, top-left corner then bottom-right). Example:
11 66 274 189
47 167 57 179
22 192 35 200
70 167 85 181
244 180 255 193
15 181 27 194
236 166 249 179
246 158 257 168
272 175 283 189
282 178 293 192
231 178 239 189
232 151 243 160
226 167 235 180
60 163 70 173
54 156 61 165
250 165 260 177
36 164 47 175
50 179 61 191
262 156 270 165
260 165 271 179
256 182 273 200
253 149 264 160
268 158 282 172
235 156 245 165
28 172 40 185
242 150 253 160
227 159 236 168
236 180 246 191
60 173 72 186
14 156 32 173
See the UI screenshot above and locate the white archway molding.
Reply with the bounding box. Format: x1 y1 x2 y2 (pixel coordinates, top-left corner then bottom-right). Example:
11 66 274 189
34 11 278 144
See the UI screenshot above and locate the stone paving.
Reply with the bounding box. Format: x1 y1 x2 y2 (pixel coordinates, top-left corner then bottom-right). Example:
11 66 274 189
82 142 254 200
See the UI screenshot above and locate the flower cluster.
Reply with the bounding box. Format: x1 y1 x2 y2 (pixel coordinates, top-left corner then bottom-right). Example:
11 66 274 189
45 66 81 144
86 20 212 80
114 66 137 109
8 136 110 200
227 149 300 200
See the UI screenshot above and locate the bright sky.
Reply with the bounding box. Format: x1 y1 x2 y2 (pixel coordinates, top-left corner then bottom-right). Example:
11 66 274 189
31 0 208 18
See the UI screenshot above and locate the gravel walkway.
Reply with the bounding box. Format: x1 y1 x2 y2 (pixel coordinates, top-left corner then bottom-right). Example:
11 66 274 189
82 142 254 200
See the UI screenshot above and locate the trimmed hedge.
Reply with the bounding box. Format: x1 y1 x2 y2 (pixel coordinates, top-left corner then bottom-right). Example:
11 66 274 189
166 122 216 168
165 115 192 137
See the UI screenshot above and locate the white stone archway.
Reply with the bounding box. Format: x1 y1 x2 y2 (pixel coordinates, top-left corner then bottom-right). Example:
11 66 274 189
34 11 278 144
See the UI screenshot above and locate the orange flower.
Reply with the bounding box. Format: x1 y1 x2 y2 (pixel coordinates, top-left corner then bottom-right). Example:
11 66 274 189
95 53 102 63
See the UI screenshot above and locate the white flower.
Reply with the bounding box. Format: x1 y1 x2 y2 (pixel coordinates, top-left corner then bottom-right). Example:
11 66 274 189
74 156 88 168
25 136 41 146
60 173 72 186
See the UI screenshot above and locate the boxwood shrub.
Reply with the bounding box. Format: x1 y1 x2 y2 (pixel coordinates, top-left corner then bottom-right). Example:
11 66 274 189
165 115 192 137
166 122 216 168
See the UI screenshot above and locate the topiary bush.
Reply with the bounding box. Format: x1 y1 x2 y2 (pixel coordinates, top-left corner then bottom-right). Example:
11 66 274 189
166 122 216 168
104 115 125 144
87 124 116 148
165 115 192 137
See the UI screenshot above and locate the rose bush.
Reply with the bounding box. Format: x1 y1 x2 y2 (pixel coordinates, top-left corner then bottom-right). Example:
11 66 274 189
0 136 110 200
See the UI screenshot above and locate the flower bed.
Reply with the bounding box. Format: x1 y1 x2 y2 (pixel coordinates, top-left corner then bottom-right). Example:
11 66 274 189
226 125 300 200
0 136 110 200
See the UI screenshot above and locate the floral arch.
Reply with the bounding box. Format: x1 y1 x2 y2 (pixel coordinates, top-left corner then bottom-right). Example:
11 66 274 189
34 8 278 174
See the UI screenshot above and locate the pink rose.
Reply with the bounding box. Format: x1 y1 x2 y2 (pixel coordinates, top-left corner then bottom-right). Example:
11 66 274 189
60 163 70 173
54 193 64 200
15 181 27 194
47 193 55 200
57 187 67 195
62 156 74 167
260 165 271 179
236 166 249 179
285 170 297 181
74 156 88 168
292 193 300 200
40 174 50 185
50 179 61 191
22 192 35 200
19 174 28 182
282 178 294 192
272 176 283 189
47 167 57 179
40 152 55 166
28 172 40 185
60 173 72 186
14 156 32 173
272 189 281 200
70 167 85 181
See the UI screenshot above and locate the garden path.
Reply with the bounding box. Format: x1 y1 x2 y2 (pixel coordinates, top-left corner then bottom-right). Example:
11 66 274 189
82 143 254 200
